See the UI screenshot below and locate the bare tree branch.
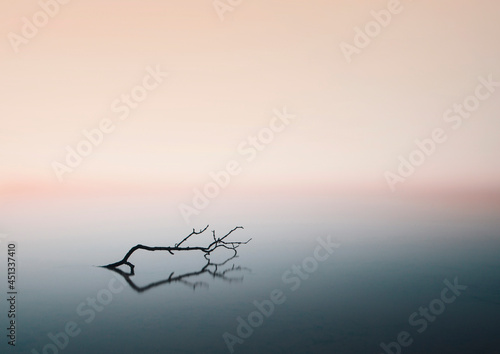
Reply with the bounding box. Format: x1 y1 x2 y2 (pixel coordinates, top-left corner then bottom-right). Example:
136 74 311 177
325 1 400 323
175 225 210 247
101 225 251 275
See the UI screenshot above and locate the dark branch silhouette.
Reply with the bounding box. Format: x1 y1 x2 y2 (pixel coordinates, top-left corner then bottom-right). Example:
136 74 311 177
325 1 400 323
100 225 251 292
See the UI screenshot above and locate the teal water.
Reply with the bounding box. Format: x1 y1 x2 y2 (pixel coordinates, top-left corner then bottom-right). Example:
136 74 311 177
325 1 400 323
1 196 499 353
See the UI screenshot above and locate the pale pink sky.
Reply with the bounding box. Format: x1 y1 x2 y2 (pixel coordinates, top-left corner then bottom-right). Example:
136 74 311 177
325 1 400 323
1 0 500 198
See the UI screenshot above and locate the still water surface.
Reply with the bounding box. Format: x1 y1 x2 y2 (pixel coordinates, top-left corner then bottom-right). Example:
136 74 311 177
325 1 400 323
2 195 499 353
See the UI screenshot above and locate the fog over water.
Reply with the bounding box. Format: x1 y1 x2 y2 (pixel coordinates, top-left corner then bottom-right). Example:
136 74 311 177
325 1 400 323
2 195 499 353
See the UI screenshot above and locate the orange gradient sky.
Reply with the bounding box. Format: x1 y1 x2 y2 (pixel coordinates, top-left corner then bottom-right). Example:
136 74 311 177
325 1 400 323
1 0 500 198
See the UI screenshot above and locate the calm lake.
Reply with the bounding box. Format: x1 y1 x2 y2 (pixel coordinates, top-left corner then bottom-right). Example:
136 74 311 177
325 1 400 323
2 194 499 353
